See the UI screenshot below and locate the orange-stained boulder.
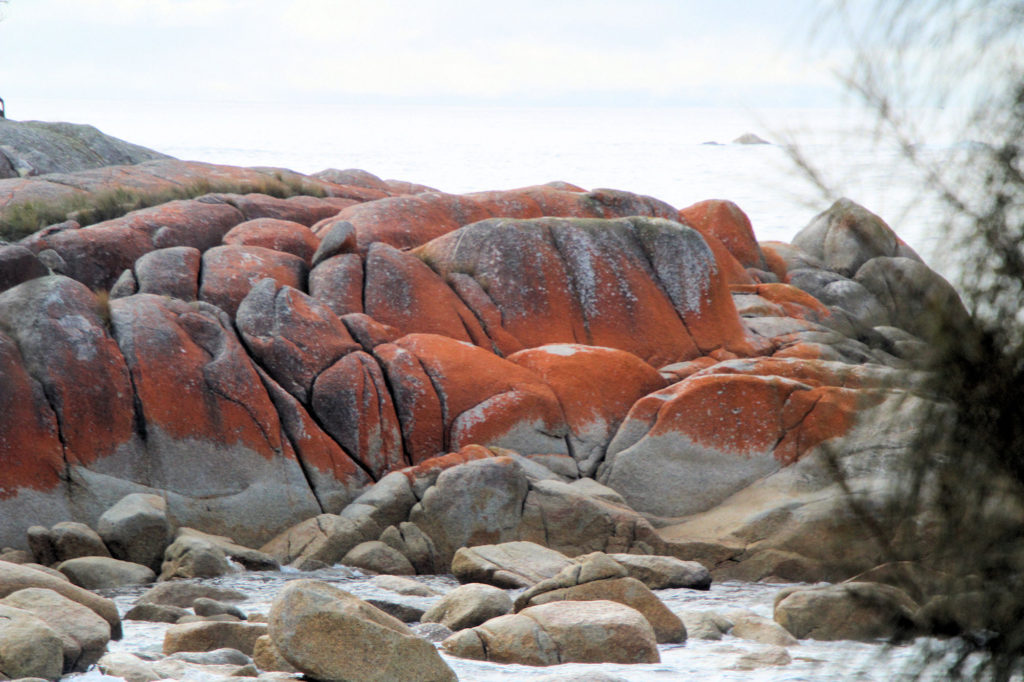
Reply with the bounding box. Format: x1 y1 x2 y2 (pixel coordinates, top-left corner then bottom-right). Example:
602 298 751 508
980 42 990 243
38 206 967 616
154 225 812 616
588 187 679 221
600 365 868 518
109 293 320 544
759 243 790 281
374 343 446 465
393 334 569 455
199 245 307 317
323 194 464 253
754 283 831 322
415 216 762 365
0 331 65 499
222 218 320 263
680 199 766 270
311 350 406 479
236 279 360 402
215 192 348 225
257 367 372 513
443 273 524 356
309 253 364 317
29 223 153 292
703 232 756 286
134 246 202 300
341 313 400 351
0 276 137 469
363 243 489 347
508 344 667 476
462 189 544 220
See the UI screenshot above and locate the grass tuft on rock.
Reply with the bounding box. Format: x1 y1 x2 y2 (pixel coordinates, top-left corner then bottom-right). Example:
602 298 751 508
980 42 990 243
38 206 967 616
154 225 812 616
0 175 326 241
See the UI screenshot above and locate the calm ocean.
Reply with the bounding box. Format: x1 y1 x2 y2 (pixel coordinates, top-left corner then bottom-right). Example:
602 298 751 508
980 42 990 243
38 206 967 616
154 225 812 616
15 98 950 272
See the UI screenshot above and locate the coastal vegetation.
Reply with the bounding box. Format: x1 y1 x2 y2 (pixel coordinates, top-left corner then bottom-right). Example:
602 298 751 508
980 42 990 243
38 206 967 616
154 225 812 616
0 174 326 242
786 1 1024 678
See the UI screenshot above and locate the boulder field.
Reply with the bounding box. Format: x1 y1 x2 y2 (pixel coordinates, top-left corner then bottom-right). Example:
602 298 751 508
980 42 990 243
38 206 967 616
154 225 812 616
0 158 961 581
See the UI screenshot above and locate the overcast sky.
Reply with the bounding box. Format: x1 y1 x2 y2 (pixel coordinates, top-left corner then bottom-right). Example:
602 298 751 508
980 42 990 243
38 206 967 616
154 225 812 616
0 0 845 109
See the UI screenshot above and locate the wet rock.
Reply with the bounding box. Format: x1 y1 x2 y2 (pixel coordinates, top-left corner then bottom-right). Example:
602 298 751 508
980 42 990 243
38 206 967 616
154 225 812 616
451 542 575 589
515 558 685 644
0 587 111 673
421 583 512 631
252 635 297 673
727 610 799 646
412 622 454 643
96 651 161 682
679 610 732 640
123 603 189 623
731 644 793 670
0 603 64 681
372 574 442 597
193 598 247 620
56 556 155 589
134 581 247 609
608 553 712 590
268 579 456 682
159 533 233 581
342 540 416 576
774 581 920 641
174 528 280 572
162 621 268 656
364 598 427 623
0 561 121 639
96 493 172 572
166 647 253 665
442 599 659 665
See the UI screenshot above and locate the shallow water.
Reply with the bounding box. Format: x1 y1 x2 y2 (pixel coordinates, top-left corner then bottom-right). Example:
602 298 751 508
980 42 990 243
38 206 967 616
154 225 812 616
66 567 971 682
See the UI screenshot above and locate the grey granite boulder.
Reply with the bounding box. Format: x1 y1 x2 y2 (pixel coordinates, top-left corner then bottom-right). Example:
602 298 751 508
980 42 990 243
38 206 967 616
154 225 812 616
57 556 155 590
96 493 172 572
0 587 111 673
421 583 512 631
442 599 659 665
268 579 456 682
0 603 64 681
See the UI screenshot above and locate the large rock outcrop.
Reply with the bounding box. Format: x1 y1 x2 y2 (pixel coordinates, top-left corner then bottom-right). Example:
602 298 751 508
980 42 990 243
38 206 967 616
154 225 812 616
0 154 958 583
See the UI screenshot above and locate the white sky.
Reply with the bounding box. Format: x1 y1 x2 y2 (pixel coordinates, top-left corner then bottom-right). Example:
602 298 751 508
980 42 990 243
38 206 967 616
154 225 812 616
0 0 845 108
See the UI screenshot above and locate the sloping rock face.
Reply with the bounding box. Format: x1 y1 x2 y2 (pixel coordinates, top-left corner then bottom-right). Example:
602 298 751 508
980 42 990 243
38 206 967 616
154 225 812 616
0 156 955 581
0 119 170 178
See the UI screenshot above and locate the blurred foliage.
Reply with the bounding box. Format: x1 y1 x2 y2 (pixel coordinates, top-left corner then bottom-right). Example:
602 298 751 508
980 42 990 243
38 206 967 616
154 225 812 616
791 1 1024 679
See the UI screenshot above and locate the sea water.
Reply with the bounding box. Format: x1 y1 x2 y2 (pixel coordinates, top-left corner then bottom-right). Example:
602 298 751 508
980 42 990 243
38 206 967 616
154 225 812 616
69 568 968 682
12 99 953 276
